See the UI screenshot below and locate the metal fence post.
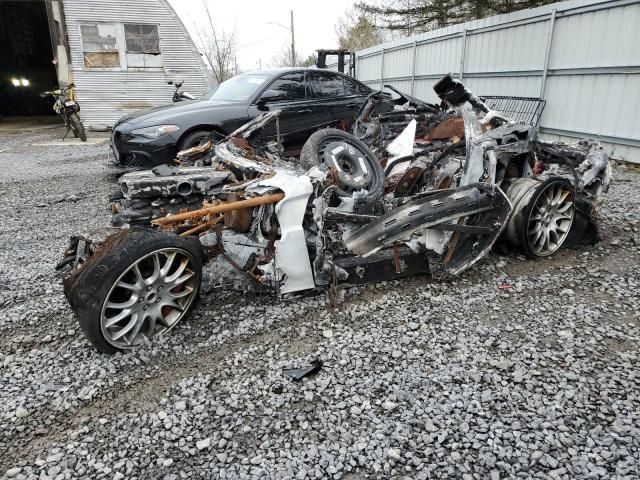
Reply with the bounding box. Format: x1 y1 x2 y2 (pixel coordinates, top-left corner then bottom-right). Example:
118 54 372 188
539 9 557 99
410 41 417 95
379 48 385 90
459 29 467 81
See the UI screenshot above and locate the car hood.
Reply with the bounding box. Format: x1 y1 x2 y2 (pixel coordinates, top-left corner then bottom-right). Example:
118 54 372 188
115 99 244 128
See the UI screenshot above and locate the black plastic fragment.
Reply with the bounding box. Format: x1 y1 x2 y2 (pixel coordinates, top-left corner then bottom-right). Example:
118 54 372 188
564 196 600 247
282 359 323 381
151 164 181 176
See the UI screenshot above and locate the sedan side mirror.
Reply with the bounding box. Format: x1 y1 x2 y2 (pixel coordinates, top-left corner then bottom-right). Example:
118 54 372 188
256 89 285 110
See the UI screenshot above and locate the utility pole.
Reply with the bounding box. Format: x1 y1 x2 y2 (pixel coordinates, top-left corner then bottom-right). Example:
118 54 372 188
267 12 296 67
290 10 296 67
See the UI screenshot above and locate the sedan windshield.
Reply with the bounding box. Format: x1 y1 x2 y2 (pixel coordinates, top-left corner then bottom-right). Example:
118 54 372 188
203 74 270 102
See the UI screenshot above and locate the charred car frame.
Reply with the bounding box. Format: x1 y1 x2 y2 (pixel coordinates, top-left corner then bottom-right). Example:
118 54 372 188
60 75 611 353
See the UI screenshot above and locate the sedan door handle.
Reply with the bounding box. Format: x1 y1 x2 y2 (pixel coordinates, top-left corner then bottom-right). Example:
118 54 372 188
295 108 312 114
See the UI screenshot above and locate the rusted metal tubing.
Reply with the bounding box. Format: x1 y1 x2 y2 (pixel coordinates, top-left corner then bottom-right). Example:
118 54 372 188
179 217 223 237
152 193 285 226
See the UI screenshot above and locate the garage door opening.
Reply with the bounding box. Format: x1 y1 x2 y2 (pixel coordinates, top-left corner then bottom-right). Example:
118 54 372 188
0 0 59 118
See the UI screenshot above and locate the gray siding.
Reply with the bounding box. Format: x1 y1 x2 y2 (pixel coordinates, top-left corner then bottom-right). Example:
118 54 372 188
354 0 640 163
62 0 213 128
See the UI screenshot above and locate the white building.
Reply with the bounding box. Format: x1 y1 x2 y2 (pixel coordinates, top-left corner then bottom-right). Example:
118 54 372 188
46 0 214 128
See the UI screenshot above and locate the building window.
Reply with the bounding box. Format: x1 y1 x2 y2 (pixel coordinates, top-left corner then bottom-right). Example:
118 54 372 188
80 23 120 68
124 24 162 68
124 24 160 53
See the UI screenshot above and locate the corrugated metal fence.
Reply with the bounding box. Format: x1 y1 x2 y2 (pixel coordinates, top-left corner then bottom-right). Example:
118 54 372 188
354 0 640 163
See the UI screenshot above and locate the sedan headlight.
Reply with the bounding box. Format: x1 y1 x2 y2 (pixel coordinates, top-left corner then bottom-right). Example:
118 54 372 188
131 125 180 139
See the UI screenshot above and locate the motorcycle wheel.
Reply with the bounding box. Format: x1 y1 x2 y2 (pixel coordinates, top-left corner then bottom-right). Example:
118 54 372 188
69 113 87 142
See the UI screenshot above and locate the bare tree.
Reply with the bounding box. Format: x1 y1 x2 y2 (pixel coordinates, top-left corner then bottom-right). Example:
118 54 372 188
335 9 385 52
193 0 237 84
270 43 303 67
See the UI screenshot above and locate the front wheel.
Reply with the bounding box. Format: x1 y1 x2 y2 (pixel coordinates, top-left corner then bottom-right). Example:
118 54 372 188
177 129 212 152
64 229 204 353
69 113 87 141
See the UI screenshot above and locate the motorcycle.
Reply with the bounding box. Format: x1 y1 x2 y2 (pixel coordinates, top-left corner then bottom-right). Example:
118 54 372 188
40 83 87 142
168 80 196 102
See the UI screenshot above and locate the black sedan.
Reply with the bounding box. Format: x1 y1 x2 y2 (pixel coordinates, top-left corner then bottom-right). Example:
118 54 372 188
111 67 372 168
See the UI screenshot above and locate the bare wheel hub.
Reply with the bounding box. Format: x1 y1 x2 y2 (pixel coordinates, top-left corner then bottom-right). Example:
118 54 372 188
320 140 373 193
100 248 198 349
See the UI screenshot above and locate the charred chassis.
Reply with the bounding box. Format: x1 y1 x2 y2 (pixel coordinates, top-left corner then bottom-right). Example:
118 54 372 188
60 75 611 353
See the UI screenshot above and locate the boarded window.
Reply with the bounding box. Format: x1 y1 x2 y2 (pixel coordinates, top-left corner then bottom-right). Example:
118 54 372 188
124 24 161 68
124 24 160 53
80 23 120 68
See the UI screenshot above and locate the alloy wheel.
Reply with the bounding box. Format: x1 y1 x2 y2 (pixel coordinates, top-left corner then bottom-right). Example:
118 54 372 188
526 181 575 256
100 248 198 349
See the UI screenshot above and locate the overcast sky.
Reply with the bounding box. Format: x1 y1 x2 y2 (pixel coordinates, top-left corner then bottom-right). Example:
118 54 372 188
167 0 358 72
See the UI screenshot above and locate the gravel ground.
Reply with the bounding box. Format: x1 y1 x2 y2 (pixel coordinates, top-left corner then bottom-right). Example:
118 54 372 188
1 127 639 480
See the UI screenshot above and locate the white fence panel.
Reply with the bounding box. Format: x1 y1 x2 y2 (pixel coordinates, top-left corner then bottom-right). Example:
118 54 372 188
464 21 549 73
356 55 382 83
464 76 542 97
383 47 414 79
412 80 442 103
415 38 463 77
549 3 640 69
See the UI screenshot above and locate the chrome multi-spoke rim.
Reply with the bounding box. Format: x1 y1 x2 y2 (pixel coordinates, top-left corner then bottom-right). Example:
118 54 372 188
100 248 198 349
527 182 574 256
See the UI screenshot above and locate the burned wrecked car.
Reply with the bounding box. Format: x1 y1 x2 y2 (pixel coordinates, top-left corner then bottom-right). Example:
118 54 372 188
59 75 611 353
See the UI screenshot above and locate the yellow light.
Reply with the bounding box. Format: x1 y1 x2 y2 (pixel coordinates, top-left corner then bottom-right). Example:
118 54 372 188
20 78 30 87
11 78 20 87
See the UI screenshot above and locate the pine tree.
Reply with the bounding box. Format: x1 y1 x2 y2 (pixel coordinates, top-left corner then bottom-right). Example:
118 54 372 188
356 0 555 34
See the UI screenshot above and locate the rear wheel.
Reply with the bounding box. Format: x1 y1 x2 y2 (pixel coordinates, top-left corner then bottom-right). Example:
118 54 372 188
69 113 87 141
505 177 575 257
65 229 204 353
524 179 574 256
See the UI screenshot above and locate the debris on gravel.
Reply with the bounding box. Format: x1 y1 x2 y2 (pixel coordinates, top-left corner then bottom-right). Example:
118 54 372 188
1 128 639 479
